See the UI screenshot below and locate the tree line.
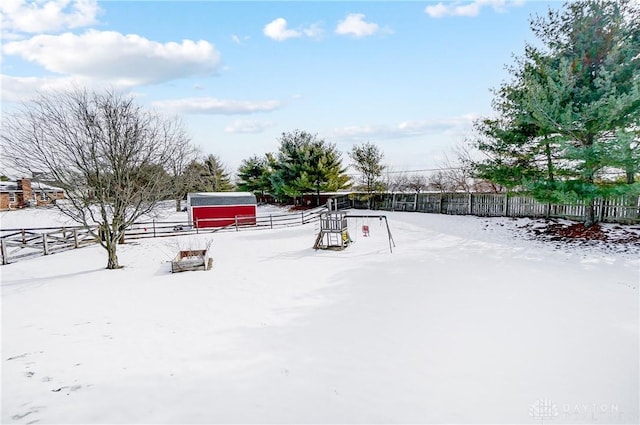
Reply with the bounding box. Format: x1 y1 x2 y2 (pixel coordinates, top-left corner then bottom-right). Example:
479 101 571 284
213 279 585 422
235 139 496 202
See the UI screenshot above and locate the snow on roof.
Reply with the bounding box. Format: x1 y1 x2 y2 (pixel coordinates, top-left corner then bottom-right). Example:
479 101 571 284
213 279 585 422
188 192 255 197
187 192 257 207
0 180 64 192
0 182 19 191
32 181 64 192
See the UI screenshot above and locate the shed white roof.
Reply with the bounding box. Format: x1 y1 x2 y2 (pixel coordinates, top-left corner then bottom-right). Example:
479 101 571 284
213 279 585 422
187 192 257 207
188 192 254 197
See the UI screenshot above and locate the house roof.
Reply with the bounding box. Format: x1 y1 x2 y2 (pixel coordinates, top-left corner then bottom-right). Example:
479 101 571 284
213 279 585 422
0 182 19 191
188 192 255 197
0 180 64 193
32 181 64 192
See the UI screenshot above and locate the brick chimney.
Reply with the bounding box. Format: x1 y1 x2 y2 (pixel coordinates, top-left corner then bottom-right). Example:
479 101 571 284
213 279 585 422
17 178 33 206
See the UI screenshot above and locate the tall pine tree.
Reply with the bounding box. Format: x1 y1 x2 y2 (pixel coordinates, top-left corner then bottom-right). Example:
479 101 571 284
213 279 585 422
183 155 234 193
271 130 350 205
236 154 273 199
295 140 350 206
474 0 640 226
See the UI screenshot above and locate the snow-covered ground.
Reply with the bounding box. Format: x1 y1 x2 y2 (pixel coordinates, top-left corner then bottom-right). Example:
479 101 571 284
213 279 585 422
1 206 638 424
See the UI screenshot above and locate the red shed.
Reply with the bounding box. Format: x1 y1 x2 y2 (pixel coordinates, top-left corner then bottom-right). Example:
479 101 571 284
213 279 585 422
187 192 257 228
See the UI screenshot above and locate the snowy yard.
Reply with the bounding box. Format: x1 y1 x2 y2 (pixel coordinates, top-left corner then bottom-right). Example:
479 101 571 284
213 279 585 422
1 207 638 423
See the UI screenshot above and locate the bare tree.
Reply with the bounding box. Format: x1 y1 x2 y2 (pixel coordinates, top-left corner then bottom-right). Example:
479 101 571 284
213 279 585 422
349 142 385 194
427 170 452 193
429 142 477 193
166 127 197 212
406 174 428 193
1 88 192 269
382 168 410 192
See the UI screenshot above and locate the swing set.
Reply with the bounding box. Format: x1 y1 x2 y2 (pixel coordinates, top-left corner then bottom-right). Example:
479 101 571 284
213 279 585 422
346 214 396 253
313 212 396 253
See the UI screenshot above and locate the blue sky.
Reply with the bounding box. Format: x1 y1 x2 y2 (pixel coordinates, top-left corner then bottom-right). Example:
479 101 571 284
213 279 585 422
1 0 560 176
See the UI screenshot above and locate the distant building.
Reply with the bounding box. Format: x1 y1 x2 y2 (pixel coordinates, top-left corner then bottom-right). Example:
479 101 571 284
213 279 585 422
187 192 257 228
0 178 65 211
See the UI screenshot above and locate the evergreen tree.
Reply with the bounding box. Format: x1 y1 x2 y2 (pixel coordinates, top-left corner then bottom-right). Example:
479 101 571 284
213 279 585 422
270 130 314 202
295 140 350 206
473 118 552 191
236 154 273 197
183 155 234 193
271 130 350 205
202 154 234 192
474 0 640 226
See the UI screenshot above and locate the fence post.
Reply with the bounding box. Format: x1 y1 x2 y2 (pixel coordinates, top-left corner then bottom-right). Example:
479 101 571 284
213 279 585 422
153 220 156 238
1 238 7 265
301 211 304 225
597 198 604 223
504 193 509 217
468 193 473 215
270 215 273 229
42 233 49 255
196 219 199 234
235 216 239 231
73 229 79 248
439 194 443 214
21 229 26 245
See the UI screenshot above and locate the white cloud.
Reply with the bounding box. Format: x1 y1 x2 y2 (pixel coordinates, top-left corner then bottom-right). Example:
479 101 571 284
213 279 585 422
331 115 477 141
1 74 77 103
0 74 162 105
425 0 523 18
152 97 283 115
2 30 221 86
303 23 325 40
263 18 324 41
224 119 274 134
453 2 482 17
0 0 100 34
0 73 138 103
424 3 450 18
263 18 301 41
231 34 250 45
335 13 380 38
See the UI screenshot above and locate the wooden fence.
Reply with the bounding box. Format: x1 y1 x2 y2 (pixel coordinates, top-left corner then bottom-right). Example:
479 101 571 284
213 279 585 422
0 207 326 265
348 192 640 224
0 226 98 265
122 207 324 241
2 194 638 265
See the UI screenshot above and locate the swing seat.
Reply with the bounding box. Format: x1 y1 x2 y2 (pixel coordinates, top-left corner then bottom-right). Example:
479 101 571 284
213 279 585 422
362 225 370 237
